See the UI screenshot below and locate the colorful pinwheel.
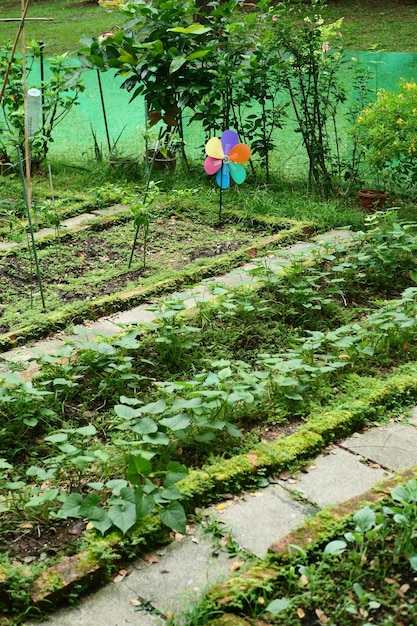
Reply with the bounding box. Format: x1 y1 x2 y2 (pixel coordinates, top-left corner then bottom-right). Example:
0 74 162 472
204 130 250 190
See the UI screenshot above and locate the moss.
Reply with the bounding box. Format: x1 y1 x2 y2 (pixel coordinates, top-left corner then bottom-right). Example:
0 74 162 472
178 469 214 501
0 225 308 351
268 430 323 462
206 616 253 626
206 566 278 607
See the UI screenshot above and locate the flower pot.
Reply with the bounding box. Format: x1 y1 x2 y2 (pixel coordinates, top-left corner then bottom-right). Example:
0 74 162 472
358 189 388 212
145 149 177 173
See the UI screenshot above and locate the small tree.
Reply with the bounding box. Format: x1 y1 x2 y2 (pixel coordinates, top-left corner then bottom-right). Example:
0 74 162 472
0 43 84 169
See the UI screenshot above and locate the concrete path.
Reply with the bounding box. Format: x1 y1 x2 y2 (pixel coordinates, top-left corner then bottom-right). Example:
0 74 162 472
0 228 353 371
24 414 417 626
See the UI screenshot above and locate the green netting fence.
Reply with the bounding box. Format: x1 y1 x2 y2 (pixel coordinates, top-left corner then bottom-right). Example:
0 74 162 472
5 50 417 167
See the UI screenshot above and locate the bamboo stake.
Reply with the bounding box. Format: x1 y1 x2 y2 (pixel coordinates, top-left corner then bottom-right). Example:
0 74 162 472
0 0 30 104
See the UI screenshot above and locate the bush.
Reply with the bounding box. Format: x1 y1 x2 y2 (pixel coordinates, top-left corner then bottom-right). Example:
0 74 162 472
355 79 417 194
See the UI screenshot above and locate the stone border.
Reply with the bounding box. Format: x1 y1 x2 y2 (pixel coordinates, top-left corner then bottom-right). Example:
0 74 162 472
204 465 417 611
2 363 417 619
0 216 310 352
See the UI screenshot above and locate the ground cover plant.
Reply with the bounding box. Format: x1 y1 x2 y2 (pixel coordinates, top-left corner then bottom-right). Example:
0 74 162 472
2 212 417 620
172 480 417 625
1 0 417 622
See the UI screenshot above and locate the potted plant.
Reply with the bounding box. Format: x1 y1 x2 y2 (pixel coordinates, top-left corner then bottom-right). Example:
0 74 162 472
354 78 417 207
142 125 184 173
79 0 214 162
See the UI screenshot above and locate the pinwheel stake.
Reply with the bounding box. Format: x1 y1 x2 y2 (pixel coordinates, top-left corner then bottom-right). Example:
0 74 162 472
204 130 250 223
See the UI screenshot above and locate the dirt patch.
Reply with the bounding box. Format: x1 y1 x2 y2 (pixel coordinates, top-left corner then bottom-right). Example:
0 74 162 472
0 420 303 565
2 519 87 562
0 215 251 335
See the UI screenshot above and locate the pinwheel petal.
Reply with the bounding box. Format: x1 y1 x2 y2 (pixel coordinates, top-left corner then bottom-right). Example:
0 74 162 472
216 163 230 189
228 161 246 185
205 137 224 159
229 143 251 163
204 156 222 175
221 130 239 156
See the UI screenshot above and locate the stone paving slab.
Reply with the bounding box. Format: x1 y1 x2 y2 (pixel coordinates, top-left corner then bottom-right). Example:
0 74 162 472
33 227 56 240
91 204 129 217
0 240 18 251
207 484 317 558
66 320 122 341
408 406 417 427
110 306 158 326
0 338 66 364
61 214 98 229
291 446 392 508
26 533 234 626
342 423 417 471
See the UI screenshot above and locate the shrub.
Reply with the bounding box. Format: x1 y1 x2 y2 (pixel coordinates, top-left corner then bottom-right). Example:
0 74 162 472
355 79 417 194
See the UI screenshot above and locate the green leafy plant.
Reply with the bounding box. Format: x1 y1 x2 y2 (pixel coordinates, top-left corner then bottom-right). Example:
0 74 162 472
0 44 84 169
79 0 213 157
269 0 348 196
355 78 417 195
57 456 188 535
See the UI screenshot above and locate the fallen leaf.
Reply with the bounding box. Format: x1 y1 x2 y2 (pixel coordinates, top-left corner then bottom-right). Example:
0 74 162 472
130 599 142 606
359 608 368 618
384 577 398 585
297 607 306 618
299 574 309 586
186 523 197 534
257 596 265 604
143 554 159 566
247 453 259 467
174 532 184 542
215 502 228 511
229 558 245 572
368 462 381 469
397 583 410 596
191 536 199 544
315 608 328 624
216 594 235 605
114 568 130 583
221 493 234 500
246 247 257 258
288 478 298 484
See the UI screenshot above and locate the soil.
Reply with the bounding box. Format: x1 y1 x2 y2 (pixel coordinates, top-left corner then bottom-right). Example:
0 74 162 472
0 420 302 564
0 214 253 335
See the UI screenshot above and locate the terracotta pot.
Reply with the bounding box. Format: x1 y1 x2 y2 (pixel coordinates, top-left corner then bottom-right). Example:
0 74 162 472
358 189 388 212
145 149 177 173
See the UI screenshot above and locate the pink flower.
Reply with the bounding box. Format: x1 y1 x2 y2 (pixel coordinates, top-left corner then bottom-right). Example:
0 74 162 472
272 15 278 22
322 43 329 53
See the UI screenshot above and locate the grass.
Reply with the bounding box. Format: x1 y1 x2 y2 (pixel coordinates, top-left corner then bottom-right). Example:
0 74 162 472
1 1 417 55
0 0 115 57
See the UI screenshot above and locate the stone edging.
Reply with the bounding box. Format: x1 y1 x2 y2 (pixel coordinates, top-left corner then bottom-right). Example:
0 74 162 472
2 363 417 620
0 223 309 352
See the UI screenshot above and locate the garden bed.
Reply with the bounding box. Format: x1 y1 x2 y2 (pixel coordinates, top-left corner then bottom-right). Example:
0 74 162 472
1 213 417 621
0 206 309 348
